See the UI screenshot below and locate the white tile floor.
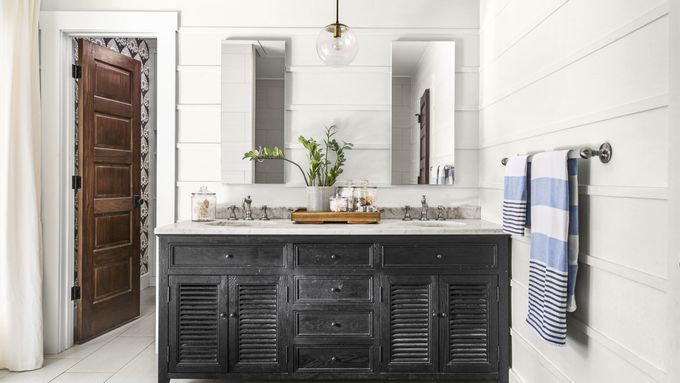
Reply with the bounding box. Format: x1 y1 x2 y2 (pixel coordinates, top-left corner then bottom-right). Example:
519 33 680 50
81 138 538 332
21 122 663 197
0 288 217 383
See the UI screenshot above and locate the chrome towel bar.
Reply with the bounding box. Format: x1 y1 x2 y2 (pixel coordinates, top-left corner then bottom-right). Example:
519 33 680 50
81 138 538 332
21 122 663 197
501 142 612 166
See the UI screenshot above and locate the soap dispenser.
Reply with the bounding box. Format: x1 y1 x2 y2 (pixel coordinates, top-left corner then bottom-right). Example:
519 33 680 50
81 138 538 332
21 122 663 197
191 186 216 221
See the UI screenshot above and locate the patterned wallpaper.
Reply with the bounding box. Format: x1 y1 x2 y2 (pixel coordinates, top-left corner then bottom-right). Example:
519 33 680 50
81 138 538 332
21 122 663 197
73 37 153 276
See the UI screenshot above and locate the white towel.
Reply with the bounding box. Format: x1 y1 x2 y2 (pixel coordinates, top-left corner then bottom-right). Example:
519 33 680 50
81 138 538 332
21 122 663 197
525 151 579 346
502 155 528 235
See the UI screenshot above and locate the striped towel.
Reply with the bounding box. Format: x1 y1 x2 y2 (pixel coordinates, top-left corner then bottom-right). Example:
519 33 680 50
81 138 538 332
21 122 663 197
502 155 529 235
526 150 579 346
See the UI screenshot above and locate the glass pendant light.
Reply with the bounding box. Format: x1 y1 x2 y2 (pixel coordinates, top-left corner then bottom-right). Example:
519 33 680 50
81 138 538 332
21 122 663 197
316 0 358 66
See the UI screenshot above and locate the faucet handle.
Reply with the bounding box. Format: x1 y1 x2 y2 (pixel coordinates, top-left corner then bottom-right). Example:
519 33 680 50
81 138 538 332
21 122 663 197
437 205 446 221
260 205 269 221
227 205 237 220
402 205 412 221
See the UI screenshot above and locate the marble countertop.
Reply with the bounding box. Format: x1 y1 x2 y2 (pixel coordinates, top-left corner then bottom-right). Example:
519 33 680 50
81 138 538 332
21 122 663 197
155 219 504 236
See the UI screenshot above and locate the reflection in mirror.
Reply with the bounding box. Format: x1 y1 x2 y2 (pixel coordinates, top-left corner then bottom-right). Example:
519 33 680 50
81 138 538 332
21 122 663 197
391 41 456 185
220 40 286 184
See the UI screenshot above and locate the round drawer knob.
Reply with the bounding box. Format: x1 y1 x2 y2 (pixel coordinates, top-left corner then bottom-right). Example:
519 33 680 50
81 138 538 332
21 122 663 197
229 312 236 318
436 254 443 259
432 312 438 318
330 356 338 362
225 254 233 259
440 312 447 318
331 321 339 327
330 254 338 260
330 287 341 293
219 312 227 319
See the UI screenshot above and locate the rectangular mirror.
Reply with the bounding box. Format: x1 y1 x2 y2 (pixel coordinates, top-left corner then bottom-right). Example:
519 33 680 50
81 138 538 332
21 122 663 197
221 40 286 184
391 41 456 185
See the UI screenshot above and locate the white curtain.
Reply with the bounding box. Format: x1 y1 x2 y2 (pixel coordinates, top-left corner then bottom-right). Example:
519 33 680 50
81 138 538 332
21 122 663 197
0 0 43 372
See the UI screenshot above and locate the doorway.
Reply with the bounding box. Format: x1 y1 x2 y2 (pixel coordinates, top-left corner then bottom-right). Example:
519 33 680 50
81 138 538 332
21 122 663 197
72 37 158 342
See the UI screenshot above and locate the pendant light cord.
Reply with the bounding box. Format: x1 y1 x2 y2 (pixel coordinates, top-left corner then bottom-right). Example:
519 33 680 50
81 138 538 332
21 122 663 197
336 0 340 25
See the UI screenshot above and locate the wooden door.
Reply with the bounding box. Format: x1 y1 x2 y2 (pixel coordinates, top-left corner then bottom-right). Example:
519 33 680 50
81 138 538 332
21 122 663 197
168 275 229 374
76 39 142 342
379 275 438 373
417 89 430 184
439 275 498 374
228 275 287 373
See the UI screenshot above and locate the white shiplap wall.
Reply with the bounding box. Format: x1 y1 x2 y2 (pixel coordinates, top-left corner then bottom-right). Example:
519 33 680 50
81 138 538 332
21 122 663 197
40 0 482 219
479 0 671 382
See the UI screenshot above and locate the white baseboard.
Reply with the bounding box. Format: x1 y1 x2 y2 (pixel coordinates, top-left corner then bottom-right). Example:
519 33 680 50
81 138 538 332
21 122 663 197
140 272 151 290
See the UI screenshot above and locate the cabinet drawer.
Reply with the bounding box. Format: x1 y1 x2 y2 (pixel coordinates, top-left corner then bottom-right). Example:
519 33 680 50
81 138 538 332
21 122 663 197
294 243 373 268
170 244 284 268
295 345 373 373
295 276 373 303
382 244 497 269
295 310 373 338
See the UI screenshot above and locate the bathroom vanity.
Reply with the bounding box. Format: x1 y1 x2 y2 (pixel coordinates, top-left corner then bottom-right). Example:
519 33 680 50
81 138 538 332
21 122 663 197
156 220 510 383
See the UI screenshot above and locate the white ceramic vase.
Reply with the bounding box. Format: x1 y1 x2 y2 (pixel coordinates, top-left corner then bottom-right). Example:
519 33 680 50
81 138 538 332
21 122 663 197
306 186 334 212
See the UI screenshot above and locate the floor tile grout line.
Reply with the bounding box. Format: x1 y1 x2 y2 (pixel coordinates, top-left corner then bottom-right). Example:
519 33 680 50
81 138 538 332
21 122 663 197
103 335 155 383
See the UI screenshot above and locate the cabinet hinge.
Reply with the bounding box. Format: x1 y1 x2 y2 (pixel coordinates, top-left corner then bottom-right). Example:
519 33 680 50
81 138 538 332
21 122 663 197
497 345 500 363
71 175 82 190
167 286 171 303
496 285 500 302
70 285 81 300
379 346 382 364
380 286 384 302
72 64 82 79
166 346 170 363
286 286 289 303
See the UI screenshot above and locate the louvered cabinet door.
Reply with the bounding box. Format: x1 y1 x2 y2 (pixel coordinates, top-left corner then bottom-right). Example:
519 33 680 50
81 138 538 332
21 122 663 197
440 275 499 374
228 275 287 373
168 275 228 374
380 275 438 373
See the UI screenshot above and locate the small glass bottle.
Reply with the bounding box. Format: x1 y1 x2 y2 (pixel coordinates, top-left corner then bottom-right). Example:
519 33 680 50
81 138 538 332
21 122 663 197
191 186 216 221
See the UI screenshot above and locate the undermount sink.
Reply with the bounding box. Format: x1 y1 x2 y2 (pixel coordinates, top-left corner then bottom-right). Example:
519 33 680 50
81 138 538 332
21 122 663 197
204 220 276 227
395 220 467 227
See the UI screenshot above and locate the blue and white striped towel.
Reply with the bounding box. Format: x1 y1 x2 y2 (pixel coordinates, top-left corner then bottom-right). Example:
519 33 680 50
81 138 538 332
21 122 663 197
502 155 529 235
526 150 579 346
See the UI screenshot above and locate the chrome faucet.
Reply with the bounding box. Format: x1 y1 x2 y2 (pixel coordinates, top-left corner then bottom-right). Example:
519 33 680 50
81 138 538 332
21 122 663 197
402 205 412 221
227 205 238 220
260 205 270 221
243 195 254 220
420 195 428 221
437 205 446 221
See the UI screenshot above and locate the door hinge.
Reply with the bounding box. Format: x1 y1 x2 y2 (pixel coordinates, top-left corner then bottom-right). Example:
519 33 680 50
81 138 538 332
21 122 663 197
167 286 171 303
72 64 82 79
286 286 289 303
497 345 501 363
378 346 382 364
71 175 82 190
380 286 384 302
496 285 500 302
71 285 81 300
166 346 170 363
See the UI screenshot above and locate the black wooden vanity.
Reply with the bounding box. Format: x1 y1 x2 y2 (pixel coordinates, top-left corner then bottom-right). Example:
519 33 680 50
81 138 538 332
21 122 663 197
157 234 510 383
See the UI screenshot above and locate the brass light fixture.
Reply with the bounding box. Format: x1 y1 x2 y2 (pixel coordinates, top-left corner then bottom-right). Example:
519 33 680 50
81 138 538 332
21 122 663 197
316 0 358 66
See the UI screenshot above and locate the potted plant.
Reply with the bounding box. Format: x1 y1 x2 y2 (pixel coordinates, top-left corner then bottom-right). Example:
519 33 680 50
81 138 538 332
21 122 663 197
243 125 353 211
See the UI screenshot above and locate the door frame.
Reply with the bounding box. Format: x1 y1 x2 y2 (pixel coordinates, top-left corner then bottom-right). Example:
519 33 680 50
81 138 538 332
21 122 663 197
39 11 178 354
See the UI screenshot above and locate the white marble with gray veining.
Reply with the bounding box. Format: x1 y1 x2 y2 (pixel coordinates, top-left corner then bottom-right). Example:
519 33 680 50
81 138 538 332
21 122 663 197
156 218 503 236
216 205 481 220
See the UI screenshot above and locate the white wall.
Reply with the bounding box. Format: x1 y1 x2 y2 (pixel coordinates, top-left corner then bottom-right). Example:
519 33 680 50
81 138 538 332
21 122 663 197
41 0 482 219
479 0 671 382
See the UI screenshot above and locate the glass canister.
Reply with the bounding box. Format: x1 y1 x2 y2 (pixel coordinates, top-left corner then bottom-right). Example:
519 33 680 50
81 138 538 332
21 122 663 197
191 186 216 221
354 180 378 212
336 180 356 211
329 194 349 212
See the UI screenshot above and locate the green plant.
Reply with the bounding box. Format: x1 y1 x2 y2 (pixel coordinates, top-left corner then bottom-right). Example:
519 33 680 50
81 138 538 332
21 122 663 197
243 125 353 187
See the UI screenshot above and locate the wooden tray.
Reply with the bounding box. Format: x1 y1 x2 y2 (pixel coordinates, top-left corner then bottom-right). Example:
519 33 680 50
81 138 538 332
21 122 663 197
290 209 381 224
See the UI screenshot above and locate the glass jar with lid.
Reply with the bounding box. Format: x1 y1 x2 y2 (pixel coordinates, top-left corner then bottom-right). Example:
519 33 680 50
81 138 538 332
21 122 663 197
354 180 378 212
336 180 356 211
191 186 216 221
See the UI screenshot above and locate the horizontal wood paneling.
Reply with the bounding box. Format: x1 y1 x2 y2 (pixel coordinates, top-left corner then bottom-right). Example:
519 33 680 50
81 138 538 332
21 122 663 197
480 0 671 381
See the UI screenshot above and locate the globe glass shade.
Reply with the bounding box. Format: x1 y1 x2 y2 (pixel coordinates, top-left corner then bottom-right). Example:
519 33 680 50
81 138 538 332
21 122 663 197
316 24 358 67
